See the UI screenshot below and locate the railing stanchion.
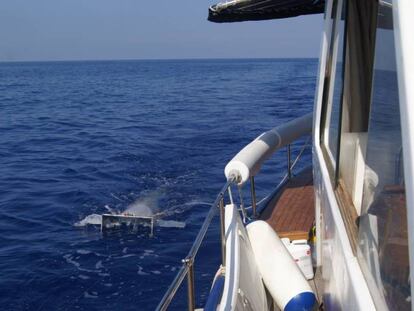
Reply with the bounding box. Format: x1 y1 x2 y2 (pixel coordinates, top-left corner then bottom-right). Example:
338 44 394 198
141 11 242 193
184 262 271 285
287 144 292 179
250 176 257 218
219 196 226 267
184 258 195 311
156 180 233 311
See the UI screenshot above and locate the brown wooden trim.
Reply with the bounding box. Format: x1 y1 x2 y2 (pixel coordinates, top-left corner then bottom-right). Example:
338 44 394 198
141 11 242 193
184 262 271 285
278 231 309 240
335 179 359 254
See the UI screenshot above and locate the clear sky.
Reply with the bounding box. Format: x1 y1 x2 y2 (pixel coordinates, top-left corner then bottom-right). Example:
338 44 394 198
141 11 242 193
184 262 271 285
0 0 323 62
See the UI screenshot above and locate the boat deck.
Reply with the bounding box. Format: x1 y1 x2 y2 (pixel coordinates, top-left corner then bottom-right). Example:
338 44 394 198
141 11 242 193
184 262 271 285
260 167 315 240
260 167 323 309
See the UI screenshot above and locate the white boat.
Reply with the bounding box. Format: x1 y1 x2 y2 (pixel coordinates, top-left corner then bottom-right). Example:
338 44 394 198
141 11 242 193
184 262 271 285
157 0 414 310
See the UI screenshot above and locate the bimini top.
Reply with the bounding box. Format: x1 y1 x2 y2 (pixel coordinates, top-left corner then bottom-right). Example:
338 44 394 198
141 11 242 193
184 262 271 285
208 0 325 23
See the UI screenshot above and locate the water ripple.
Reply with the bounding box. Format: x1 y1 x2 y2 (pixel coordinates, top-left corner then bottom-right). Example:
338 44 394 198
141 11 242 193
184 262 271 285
0 59 315 310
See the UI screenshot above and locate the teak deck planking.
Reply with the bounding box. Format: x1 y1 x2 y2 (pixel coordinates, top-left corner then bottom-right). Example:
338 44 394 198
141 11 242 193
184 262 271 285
260 167 315 240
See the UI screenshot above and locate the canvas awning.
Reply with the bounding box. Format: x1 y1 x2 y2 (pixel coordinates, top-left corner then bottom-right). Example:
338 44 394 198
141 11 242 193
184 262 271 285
208 0 325 23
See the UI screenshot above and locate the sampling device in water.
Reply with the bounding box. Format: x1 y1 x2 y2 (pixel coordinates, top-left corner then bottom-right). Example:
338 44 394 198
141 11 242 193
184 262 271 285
101 213 160 236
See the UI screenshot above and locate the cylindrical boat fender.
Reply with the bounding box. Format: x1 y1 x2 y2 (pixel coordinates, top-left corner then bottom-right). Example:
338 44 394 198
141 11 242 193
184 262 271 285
246 220 317 311
224 113 312 185
204 274 225 311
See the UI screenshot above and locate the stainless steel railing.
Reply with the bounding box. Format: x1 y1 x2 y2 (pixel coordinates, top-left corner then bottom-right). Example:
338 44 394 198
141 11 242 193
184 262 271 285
247 136 312 216
156 178 234 311
156 135 311 311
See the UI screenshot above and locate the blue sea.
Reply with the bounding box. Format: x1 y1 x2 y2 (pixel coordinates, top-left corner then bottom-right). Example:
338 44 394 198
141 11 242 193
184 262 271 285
0 59 315 310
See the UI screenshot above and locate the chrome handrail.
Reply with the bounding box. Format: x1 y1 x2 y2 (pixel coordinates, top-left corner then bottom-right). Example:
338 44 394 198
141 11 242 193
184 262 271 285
156 178 234 311
244 135 311 214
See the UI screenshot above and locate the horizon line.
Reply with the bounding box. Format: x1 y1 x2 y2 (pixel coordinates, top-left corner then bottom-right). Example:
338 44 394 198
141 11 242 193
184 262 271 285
0 56 319 64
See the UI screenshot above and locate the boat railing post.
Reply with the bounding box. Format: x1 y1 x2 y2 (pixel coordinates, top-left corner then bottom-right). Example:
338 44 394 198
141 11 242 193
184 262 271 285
156 179 235 310
183 257 195 311
250 176 257 218
150 217 154 237
287 144 292 179
219 196 226 267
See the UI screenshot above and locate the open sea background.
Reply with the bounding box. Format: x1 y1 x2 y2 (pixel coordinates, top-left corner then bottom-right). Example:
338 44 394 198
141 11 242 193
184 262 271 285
0 59 316 310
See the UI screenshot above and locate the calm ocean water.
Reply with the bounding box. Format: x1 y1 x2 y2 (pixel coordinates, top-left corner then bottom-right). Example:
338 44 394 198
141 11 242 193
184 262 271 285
0 59 316 310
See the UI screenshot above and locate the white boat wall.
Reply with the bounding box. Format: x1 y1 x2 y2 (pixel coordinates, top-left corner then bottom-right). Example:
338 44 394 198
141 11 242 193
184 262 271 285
246 220 317 310
157 0 414 310
311 0 376 308
219 204 268 311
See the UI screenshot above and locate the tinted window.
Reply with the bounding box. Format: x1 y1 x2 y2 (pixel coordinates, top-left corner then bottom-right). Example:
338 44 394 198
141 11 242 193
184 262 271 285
322 0 347 170
357 2 410 309
321 0 347 176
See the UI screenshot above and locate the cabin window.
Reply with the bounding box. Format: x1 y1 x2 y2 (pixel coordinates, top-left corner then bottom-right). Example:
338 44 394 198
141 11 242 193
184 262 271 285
320 0 347 175
357 1 410 309
318 0 338 150
337 0 377 214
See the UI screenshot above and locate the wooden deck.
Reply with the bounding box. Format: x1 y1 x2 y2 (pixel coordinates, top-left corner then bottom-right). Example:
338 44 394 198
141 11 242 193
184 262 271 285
260 167 315 240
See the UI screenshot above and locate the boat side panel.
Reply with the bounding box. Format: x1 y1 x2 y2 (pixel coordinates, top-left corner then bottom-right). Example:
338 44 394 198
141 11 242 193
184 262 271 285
312 0 376 309
314 152 375 310
220 204 268 311
312 0 333 268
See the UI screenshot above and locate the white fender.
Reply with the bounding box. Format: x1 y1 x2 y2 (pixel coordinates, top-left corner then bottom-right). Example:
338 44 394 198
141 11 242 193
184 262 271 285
247 220 317 311
225 113 312 185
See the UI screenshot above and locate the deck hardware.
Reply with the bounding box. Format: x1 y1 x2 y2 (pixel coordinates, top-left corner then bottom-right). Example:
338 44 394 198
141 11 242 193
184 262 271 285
250 176 257 218
219 196 226 266
237 184 248 223
228 185 234 205
395 146 404 184
182 257 195 311
287 144 292 179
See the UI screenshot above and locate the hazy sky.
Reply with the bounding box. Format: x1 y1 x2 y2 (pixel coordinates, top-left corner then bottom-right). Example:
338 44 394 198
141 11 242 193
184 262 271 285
0 0 323 61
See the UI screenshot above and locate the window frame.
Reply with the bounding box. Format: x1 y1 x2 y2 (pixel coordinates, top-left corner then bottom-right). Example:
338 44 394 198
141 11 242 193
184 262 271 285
319 0 349 188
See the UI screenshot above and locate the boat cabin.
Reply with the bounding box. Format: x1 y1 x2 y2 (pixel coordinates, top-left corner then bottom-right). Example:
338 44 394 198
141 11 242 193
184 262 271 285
313 0 412 309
